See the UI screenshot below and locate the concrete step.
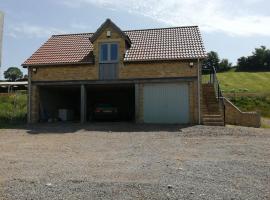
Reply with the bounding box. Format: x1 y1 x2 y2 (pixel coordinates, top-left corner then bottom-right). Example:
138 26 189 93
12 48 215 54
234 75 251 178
202 112 222 116
202 106 220 110
203 121 224 126
203 117 224 123
202 84 223 124
203 114 223 118
202 107 220 111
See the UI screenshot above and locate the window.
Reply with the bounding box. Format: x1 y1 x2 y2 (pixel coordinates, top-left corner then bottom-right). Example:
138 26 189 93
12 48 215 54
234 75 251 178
100 44 108 61
99 43 118 63
110 44 118 61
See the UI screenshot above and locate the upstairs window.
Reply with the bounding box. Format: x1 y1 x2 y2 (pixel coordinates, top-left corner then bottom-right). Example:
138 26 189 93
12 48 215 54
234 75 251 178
99 43 118 63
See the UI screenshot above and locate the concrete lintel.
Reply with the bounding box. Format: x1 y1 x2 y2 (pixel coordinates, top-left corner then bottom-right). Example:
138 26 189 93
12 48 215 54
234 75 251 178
32 77 197 86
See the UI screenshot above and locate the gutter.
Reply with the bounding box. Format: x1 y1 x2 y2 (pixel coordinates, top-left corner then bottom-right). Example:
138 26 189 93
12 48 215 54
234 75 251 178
27 67 31 123
197 58 201 124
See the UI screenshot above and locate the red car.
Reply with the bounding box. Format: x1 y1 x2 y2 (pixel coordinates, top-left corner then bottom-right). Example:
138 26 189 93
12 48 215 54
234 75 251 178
93 103 118 120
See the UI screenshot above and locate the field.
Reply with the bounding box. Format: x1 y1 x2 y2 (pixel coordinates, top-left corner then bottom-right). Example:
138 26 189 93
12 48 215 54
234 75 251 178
216 70 270 95
203 70 270 121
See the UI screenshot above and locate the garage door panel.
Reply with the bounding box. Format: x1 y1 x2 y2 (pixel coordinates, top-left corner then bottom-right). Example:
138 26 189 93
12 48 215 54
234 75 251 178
143 83 189 124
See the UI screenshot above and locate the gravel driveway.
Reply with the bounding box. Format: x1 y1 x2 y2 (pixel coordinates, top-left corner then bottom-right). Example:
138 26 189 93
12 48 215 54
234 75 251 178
0 123 269 199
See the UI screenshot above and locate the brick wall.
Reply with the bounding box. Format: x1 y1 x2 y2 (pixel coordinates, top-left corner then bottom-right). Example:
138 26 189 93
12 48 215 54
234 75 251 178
224 98 261 128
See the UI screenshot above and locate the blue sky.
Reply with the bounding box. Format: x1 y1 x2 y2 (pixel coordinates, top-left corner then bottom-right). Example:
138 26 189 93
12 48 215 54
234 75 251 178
0 0 270 78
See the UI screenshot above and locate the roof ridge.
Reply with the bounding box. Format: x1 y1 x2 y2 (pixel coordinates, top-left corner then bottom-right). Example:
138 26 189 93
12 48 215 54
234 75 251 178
52 25 199 37
124 25 199 32
52 32 94 37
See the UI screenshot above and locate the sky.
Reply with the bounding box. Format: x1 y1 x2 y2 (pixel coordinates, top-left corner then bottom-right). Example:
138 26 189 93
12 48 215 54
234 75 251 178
0 0 270 78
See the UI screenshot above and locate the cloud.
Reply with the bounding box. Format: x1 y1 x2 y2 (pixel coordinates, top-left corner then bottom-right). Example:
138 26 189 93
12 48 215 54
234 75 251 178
8 23 67 38
60 0 270 37
8 22 91 39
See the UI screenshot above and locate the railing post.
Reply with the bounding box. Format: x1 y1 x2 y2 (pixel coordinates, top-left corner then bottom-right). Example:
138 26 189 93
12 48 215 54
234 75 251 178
218 84 220 99
223 103 226 126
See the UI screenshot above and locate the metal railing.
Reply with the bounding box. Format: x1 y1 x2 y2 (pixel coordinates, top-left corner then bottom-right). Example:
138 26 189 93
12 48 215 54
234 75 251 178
203 66 226 125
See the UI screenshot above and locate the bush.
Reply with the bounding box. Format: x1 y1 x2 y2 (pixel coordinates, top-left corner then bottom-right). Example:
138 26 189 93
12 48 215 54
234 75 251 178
0 93 27 126
230 96 270 118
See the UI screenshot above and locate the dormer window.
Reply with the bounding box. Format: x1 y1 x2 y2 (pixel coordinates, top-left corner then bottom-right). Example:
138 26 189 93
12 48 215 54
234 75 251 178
99 43 118 63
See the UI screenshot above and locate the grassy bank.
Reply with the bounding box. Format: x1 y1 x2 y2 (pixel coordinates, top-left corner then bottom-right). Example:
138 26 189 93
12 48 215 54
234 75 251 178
204 70 270 121
0 93 27 127
230 96 270 118
216 70 270 95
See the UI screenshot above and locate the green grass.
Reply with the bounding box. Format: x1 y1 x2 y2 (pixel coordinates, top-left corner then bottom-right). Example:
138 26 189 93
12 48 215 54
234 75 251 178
230 96 270 118
261 123 270 129
0 93 27 128
216 71 270 94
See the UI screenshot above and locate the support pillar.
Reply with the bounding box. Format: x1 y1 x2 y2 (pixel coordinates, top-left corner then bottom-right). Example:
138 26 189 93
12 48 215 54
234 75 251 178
135 83 139 122
80 84 87 123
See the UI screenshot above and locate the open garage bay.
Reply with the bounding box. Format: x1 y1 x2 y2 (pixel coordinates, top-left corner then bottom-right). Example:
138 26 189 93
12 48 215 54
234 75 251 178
39 84 135 123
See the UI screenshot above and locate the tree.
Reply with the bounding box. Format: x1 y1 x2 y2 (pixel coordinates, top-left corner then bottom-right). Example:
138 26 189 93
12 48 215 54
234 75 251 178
219 59 232 72
236 46 270 71
4 67 23 81
203 51 220 72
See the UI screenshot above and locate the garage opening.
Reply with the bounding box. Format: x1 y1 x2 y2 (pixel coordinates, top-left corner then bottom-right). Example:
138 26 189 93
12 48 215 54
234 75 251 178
39 86 81 122
86 84 135 122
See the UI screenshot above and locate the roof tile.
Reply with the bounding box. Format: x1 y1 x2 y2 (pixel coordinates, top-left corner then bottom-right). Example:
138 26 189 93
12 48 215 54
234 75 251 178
22 26 206 66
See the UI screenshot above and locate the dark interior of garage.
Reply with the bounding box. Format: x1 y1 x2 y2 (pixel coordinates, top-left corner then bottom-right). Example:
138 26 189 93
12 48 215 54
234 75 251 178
86 84 135 122
39 84 135 123
39 86 81 122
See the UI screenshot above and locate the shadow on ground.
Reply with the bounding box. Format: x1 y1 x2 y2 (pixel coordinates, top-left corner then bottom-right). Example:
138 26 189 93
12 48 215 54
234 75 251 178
22 122 192 134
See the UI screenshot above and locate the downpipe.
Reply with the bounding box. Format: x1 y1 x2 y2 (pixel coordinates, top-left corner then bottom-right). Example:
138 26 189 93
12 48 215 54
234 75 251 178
197 59 201 125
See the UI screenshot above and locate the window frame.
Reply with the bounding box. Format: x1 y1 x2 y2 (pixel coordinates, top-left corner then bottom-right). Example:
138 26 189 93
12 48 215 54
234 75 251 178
99 42 119 63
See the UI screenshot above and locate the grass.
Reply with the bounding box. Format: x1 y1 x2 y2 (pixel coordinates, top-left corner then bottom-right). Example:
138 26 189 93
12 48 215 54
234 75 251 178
261 123 270 129
216 70 270 94
0 92 27 128
230 96 270 118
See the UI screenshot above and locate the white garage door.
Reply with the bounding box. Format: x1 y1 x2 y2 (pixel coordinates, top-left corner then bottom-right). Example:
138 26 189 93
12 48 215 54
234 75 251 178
143 83 189 124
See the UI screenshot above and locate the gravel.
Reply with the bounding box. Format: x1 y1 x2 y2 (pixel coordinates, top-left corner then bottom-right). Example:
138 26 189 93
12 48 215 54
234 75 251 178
0 123 269 199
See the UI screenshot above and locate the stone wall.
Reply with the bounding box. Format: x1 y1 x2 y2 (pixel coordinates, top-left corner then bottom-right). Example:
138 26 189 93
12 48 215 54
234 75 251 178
30 65 98 81
29 85 39 123
120 61 197 79
224 98 261 128
30 61 197 82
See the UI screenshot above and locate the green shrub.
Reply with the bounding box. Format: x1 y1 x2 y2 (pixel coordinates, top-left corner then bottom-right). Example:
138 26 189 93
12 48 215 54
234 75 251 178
0 93 27 126
230 96 270 118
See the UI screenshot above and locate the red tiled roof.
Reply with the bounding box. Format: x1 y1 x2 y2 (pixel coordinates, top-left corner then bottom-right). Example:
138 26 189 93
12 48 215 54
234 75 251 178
22 26 206 66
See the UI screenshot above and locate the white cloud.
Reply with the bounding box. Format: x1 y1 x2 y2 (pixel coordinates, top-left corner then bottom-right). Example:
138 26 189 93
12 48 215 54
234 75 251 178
60 0 270 37
8 23 67 38
8 22 91 39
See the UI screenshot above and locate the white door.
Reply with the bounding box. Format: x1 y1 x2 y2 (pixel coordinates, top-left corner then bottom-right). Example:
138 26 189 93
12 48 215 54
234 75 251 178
143 83 189 124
